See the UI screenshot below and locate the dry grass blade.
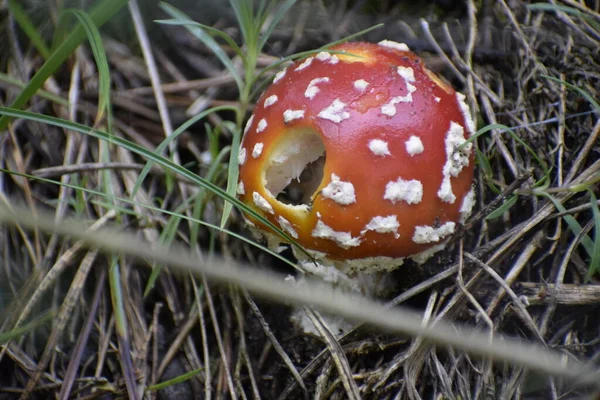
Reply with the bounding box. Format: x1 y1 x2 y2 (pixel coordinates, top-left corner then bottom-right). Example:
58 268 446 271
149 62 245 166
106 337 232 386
302 308 360 400
242 290 307 393
18 249 99 398
58 267 107 400
1 202 599 390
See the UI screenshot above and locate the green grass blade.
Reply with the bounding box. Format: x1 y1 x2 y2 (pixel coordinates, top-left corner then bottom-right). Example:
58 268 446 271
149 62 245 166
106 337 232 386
108 259 138 398
486 195 517 220
155 20 243 59
144 215 182 297
319 23 385 49
0 107 310 261
0 312 53 344
229 0 253 46
0 73 69 106
587 190 600 278
130 105 238 199
63 9 111 123
0 167 301 272
527 3 600 32
461 123 549 174
258 0 297 51
0 0 128 131
541 192 595 255
7 0 50 59
460 123 511 149
159 3 244 94
220 121 241 228
146 367 204 391
190 145 230 245
541 75 600 113
475 147 501 194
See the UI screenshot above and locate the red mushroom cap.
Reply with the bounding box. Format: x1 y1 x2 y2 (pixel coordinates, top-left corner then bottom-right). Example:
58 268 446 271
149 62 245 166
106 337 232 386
237 41 476 272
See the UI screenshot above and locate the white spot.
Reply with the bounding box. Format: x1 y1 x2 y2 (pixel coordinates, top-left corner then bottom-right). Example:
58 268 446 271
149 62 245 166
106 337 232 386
321 174 356 205
362 216 400 238
311 220 361 249
380 67 417 116
397 66 415 82
237 181 245 195
384 178 423 204
456 93 476 134
278 216 298 239
353 79 369 92
459 188 476 223
243 115 254 134
256 118 267 133
329 55 339 64
238 148 247 165
413 222 456 244
273 68 287 83
304 77 330 99
405 136 424 156
381 101 398 117
295 57 314 71
378 40 410 52
437 122 473 204
252 143 264 158
318 98 350 123
283 109 305 123
368 139 391 156
264 95 278 108
316 51 331 62
253 192 274 214
434 96 441 103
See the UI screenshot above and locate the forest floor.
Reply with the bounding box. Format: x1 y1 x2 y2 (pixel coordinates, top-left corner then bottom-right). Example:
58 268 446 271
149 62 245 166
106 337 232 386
1 0 600 399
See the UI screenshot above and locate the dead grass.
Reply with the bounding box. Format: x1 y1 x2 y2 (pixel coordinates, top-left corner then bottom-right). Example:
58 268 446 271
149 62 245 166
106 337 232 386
1 0 600 399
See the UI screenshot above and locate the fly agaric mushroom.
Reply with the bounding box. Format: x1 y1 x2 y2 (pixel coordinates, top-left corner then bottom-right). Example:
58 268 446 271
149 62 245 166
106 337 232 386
237 41 476 272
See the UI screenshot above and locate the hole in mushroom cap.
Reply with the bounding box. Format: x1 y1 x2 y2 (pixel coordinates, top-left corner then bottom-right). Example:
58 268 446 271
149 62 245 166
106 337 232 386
264 128 326 208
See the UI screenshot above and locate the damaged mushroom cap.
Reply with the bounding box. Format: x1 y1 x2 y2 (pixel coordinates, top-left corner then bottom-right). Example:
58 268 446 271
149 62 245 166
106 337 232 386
237 41 476 272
